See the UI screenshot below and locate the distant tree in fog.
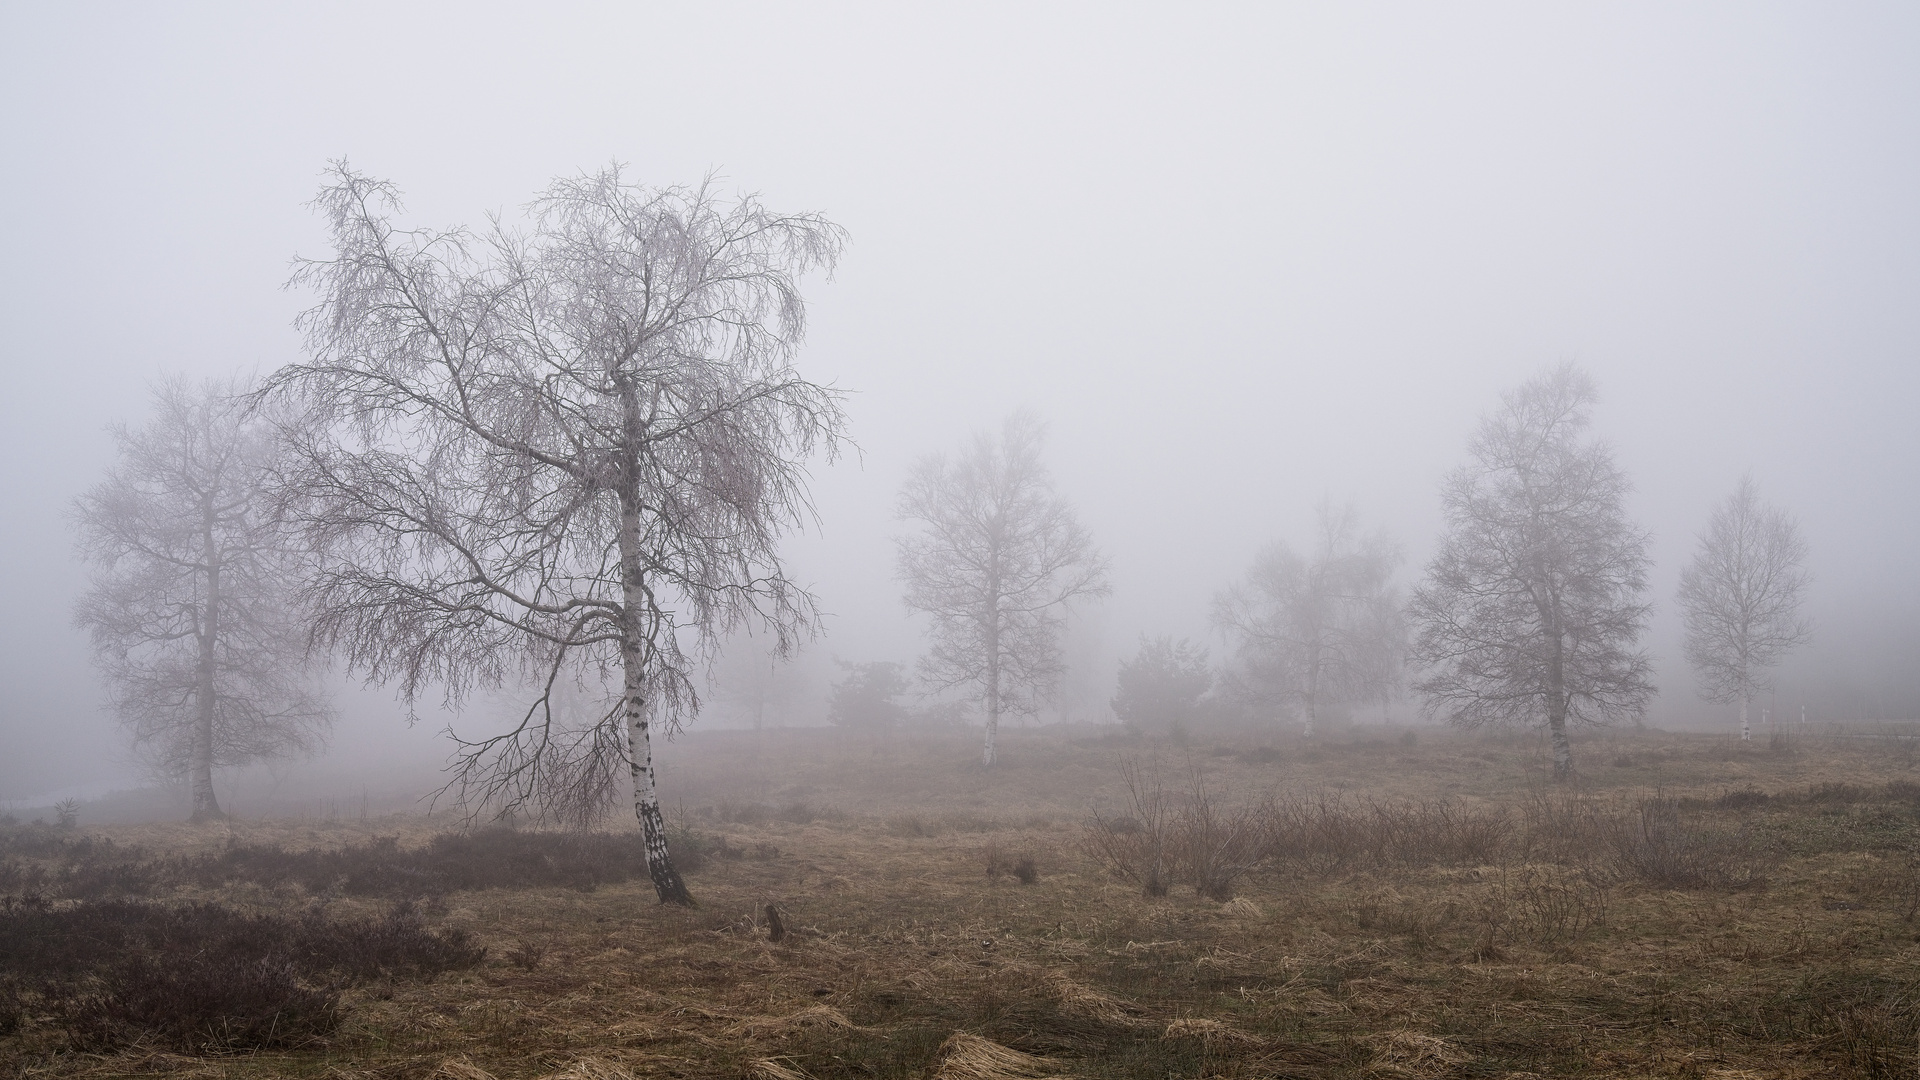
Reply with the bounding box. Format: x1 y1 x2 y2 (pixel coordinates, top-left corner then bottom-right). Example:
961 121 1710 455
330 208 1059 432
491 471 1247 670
1409 364 1653 778
1111 635 1212 734
1212 503 1403 738
896 413 1110 766
71 377 332 822
1676 477 1813 741
827 661 911 732
266 164 845 904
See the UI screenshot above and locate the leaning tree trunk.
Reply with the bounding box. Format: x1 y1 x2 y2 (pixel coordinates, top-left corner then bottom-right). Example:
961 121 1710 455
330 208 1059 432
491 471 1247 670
618 498 693 906
189 523 223 823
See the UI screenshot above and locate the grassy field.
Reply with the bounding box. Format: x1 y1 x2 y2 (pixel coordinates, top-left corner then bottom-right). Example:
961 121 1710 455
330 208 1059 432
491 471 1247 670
5 723 1920 1079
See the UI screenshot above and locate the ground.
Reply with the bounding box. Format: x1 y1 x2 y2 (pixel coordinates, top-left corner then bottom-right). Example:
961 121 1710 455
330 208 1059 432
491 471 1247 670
4 722 1919 1079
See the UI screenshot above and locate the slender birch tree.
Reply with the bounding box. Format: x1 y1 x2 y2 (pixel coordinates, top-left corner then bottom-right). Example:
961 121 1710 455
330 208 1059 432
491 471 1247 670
72 377 332 821
1676 477 1813 741
896 412 1109 766
268 164 845 904
1409 364 1654 778
1212 503 1403 738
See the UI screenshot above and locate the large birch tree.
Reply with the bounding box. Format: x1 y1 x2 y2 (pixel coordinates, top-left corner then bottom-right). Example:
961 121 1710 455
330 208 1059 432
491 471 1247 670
1676 477 1813 741
1409 364 1654 778
72 377 332 821
896 413 1109 766
268 164 845 904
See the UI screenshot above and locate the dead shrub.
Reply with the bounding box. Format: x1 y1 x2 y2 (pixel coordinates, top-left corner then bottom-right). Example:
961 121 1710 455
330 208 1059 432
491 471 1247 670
60 952 342 1051
165 827 661 896
1515 788 1616 864
1087 759 1174 897
1087 760 1262 900
1260 792 1511 873
1610 795 1772 889
1170 772 1264 900
987 845 1039 884
1476 865 1610 949
506 940 548 971
0 894 483 1050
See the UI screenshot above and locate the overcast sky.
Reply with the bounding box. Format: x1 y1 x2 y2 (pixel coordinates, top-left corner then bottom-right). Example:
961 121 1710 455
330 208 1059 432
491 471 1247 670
3 3 1916 802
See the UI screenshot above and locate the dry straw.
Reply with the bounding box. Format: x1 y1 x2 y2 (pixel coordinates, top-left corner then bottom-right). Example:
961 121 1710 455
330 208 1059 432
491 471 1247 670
931 1032 1067 1080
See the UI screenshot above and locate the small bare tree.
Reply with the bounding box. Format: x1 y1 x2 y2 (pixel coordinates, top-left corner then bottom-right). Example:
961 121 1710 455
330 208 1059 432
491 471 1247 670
1676 477 1813 741
71 377 332 821
1409 364 1654 778
1212 503 1403 738
896 412 1109 766
268 164 845 904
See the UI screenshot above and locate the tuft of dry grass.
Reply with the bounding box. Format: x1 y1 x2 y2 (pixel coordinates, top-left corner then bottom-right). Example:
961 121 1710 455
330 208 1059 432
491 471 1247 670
931 1032 1065 1080
429 1059 499 1080
1368 1030 1471 1078
744 1058 813 1080
1161 1016 1263 1047
727 1004 855 1041
535 1058 643 1080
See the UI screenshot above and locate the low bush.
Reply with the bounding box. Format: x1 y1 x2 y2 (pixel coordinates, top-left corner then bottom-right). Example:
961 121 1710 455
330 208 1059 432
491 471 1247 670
0 821 743 903
1087 761 1263 900
1261 792 1512 873
1610 796 1772 890
60 952 342 1051
0 894 484 1050
171 827 656 895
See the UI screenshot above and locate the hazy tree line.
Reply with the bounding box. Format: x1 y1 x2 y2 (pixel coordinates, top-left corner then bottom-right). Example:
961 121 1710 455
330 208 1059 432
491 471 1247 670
70 167 1816 896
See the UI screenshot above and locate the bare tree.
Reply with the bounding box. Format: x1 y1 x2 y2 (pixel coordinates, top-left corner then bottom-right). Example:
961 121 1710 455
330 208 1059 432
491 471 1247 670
71 377 332 821
1212 502 1403 738
896 412 1109 766
267 164 845 904
1676 477 1813 741
1409 364 1654 778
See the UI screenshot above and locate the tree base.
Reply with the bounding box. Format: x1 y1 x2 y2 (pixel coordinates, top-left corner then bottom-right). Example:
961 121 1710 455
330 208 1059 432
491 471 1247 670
650 865 696 907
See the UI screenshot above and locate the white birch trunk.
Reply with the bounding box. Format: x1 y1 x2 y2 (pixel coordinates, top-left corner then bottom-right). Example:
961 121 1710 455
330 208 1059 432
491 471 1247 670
618 483 692 905
1739 695 1751 742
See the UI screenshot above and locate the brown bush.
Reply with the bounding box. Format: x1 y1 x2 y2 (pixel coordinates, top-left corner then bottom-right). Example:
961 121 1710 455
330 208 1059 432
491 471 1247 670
1258 792 1512 873
0 894 483 1050
1086 760 1266 900
1609 795 1772 889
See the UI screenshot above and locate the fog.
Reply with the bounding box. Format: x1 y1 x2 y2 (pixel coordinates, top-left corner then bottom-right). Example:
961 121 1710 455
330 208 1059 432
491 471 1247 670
3 4 1917 806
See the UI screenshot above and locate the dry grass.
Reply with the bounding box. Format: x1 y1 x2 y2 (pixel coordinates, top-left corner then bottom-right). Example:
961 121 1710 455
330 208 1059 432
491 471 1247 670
4 724 1920 1078
930 1033 1063 1080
